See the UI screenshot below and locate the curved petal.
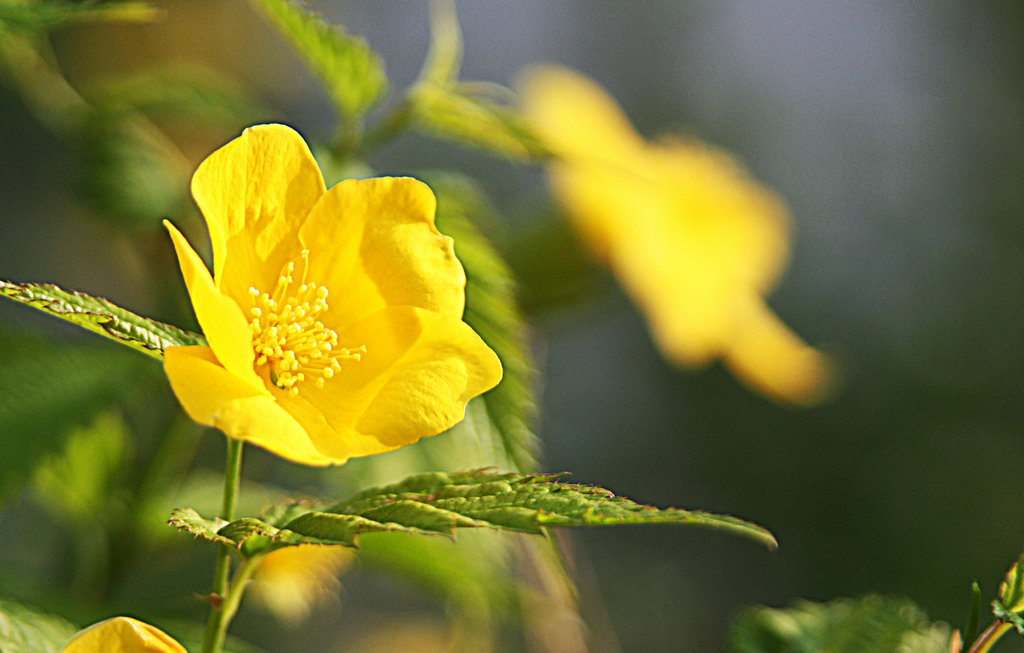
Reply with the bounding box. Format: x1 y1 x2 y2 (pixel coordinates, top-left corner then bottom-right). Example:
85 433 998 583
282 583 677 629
298 177 466 328
164 220 260 386
60 616 186 653
164 346 333 465
275 306 502 461
723 298 835 406
191 124 326 301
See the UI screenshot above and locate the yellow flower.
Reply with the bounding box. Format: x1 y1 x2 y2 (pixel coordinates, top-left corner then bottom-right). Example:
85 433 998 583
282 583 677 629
60 616 186 653
249 544 352 623
164 124 502 465
520 66 832 405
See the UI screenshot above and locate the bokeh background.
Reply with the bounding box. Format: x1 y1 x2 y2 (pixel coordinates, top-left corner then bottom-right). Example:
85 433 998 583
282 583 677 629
2 2 1023 651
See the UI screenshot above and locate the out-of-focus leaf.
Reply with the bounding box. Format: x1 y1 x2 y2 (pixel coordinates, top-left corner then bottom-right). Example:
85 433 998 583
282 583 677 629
85 65 266 130
407 4 545 159
725 595 953 653
170 469 777 554
0 279 205 359
0 329 142 503
412 83 547 160
77 110 191 228
993 549 1024 633
431 173 539 471
0 2 157 33
0 598 78 653
249 0 386 119
33 410 129 521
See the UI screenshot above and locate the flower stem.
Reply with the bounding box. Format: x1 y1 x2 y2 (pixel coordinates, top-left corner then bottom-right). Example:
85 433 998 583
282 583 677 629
201 437 244 653
967 621 1013 653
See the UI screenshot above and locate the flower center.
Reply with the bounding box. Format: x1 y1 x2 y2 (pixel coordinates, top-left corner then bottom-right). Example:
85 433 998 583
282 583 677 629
247 250 364 397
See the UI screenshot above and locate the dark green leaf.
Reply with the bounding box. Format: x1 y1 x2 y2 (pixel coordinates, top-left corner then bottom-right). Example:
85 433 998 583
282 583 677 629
0 2 157 33
0 597 78 653
431 174 540 471
0 279 205 359
725 595 953 653
249 0 386 118
171 469 776 554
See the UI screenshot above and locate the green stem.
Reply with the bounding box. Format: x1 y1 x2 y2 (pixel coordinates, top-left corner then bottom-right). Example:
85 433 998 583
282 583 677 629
201 437 245 653
357 99 416 155
968 621 1012 653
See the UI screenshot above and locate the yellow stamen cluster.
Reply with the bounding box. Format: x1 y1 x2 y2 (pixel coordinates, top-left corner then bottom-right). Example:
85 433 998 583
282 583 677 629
248 251 364 397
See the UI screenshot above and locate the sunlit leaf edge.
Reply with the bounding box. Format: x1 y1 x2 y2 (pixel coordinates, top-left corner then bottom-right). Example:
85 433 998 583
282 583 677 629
0 280 205 359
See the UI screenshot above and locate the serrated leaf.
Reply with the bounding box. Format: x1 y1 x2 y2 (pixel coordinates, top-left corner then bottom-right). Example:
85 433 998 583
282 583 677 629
0 598 78 653
173 469 776 555
249 0 386 119
0 2 157 33
431 174 540 472
0 329 144 503
992 549 1024 633
0 280 205 359
725 595 953 653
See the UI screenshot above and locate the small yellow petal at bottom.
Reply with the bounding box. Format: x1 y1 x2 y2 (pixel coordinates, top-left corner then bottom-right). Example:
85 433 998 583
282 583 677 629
60 616 186 653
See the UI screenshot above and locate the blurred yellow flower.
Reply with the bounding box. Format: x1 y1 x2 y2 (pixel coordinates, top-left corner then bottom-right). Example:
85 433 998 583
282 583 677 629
249 544 352 624
60 616 186 653
164 124 502 465
520 66 832 405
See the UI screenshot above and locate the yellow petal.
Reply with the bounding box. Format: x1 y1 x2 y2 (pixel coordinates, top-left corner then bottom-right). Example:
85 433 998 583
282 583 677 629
519 65 643 163
275 306 502 462
191 124 326 301
723 298 835 406
298 177 466 327
60 616 186 653
164 220 260 387
250 544 351 623
164 346 333 465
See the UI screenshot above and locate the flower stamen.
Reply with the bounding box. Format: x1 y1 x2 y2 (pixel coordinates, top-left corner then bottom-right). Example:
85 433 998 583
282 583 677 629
248 251 364 396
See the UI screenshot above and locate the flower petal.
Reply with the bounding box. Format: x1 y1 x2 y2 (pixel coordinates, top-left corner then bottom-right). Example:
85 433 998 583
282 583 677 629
60 616 186 653
191 123 326 301
164 346 333 465
275 306 502 462
298 177 466 328
164 220 260 386
723 298 835 406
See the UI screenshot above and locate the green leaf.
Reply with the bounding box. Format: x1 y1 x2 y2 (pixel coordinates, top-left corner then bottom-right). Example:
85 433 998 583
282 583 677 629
33 410 129 522
993 549 1024 633
0 2 157 33
411 83 547 159
249 0 386 119
171 469 776 555
0 279 205 359
431 174 540 471
725 595 953 653
405 3 545 159
84 65 266 130
0 329 143 503
0 597 78 653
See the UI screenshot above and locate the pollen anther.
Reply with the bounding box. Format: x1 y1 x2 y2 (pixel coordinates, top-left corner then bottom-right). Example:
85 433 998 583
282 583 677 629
247 252 363 395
